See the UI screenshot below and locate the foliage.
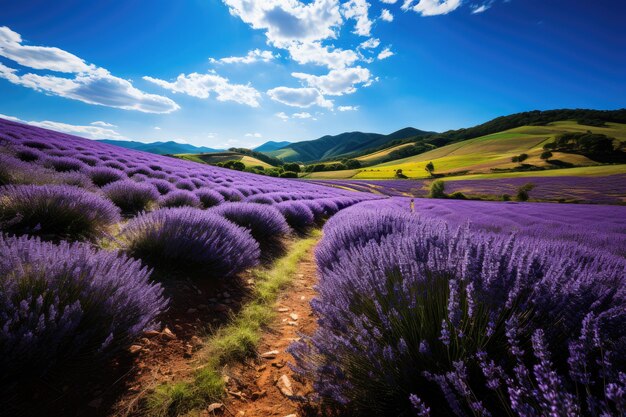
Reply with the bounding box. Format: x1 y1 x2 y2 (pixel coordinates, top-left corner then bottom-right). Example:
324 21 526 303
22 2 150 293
275 201 315 234
0 184 120 240
425 161 435 176
102 179 160 215
516 182 535 201
429 180 446 198
283 162 301 173
290 205 626 417
0 233 166 390
159 189 202 208
280 171 298 178
195 188 225 208
120 207 259 277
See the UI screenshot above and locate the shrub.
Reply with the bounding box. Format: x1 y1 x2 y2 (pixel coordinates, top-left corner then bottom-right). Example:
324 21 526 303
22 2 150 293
279 171 298 178
214 186 244 202
213 202 289 256
120 207 259 277
245 194 276 205
516 182 535 202
291 215 626 417
102 180 160 215
0 184 121 240
0 234 166 390
14 146 43 162
159 189 201 208
540 151 553 160
448 191 467 200
429 180 446 198
88 166 127 187
195 188 225 208
43 156 86 172
148 178 175 195
176 179 196 191
275 201 315 234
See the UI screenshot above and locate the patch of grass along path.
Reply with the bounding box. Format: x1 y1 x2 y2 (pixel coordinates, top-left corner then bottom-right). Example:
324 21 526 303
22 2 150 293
145 230 321 417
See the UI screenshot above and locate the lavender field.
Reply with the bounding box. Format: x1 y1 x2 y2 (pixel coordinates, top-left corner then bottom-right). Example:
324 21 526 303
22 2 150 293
1 117 626 417
309 175 626 204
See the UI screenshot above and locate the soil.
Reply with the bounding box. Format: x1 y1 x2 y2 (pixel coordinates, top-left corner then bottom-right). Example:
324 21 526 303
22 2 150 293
217 245 319 417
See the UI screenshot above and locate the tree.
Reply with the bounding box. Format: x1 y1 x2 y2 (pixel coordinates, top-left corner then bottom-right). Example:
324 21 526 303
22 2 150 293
516 183 535 202
395 169 408 179
518 153 528 163
344 159 362 169
429 180 446 198
283 162 301 173
425 161 435 177
540 151 553 160
511 156 519 163
280 171 298 178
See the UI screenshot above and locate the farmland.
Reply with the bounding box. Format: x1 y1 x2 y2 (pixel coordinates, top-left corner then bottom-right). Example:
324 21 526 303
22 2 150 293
1 117 625 417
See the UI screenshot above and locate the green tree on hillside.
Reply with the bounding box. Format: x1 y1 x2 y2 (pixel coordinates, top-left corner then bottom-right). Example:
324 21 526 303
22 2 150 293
283 162 301 173
540 151 553 160
425 161 435 177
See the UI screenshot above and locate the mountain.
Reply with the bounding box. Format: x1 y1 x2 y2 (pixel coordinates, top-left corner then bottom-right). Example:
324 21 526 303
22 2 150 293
253 141 291 152
267 127 433 163
97 139 222 155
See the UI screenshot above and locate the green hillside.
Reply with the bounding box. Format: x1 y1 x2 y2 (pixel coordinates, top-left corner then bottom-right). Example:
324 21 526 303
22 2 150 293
302 121 626 180
267 127 431 162
175 151 275 169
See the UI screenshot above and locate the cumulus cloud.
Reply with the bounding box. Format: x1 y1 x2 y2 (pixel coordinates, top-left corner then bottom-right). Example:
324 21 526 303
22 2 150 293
209 48 278 64
380 0 398 3
0 113 127 139
341 0 373 37
267 86 333 108
143 72 261 107
0 26 179 113
223 0 343 48
378 47 394 60
292 66 371 96
275 112 290 120
286 41 359 69
380 9 394 21
293 112 313 118
359 38 380 49
402 0 462 16
338 105 359 111
245 132 263 137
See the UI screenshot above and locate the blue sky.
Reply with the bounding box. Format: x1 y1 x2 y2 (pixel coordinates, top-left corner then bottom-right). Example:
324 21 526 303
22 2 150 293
0 0 624 148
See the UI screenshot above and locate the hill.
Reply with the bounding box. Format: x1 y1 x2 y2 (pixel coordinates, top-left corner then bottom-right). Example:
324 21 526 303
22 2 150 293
266 127 432 162
98 139 222 155
175 151 276 169
303 120 626 180
254 141 291 152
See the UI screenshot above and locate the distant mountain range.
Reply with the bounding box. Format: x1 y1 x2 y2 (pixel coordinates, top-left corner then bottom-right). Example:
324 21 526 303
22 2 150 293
97 139 222 155
253 141 291 152
265 127 434 163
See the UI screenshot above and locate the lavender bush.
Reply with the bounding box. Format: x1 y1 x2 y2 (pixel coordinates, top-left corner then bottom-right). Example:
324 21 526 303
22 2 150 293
102 179 160 215
275 201 315 234
120 207 259 277
196 188 226 208
0 233 166 388
213 202 289 257
87 166 127 187
159 189 202 208
0 184 121 240
290 208 626 417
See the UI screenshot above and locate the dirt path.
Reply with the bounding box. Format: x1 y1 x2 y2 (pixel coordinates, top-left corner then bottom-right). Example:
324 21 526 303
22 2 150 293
220 245 319 417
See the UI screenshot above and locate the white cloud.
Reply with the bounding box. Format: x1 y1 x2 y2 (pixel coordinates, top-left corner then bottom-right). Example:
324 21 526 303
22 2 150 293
359 38 380 49
292 66 371 96
267 86 333 108
0 26 94 73
378 47 394 60
209 48 278 64
154 126 161 130
402 0 462 16
275 112 290 120
293 112 313 118
143 72 261 107
91 121 116 127
380 9 394 21
286 41 359 69
341 0 373 37
0 113 127 140
207 132 217 138
223 0 343 48
471 2 493 14
338 105 359 111
0 27 179 114
380 0 398 3
245 132 263 137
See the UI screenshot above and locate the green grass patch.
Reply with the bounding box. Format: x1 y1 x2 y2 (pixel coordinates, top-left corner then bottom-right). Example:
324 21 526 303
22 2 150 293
144 231 321 417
